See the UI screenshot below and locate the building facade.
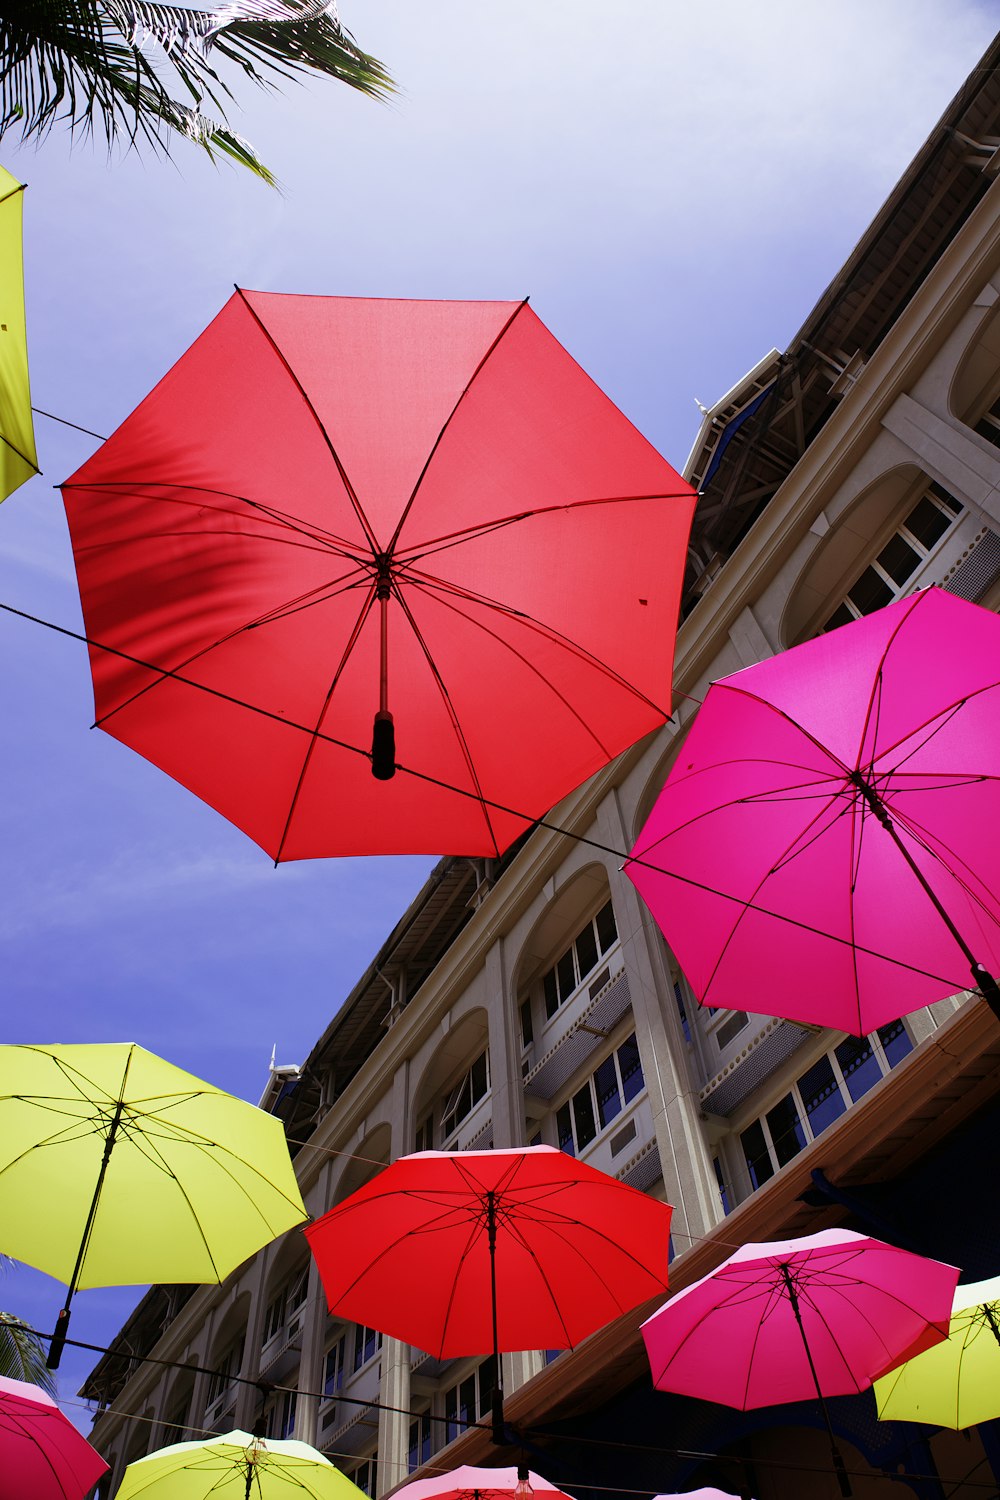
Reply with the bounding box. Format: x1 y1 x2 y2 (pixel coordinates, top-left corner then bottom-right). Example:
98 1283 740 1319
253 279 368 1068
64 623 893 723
84 39 1000 1500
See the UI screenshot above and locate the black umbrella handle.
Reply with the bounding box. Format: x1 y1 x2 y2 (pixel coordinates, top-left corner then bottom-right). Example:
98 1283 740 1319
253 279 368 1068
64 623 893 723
371 574 396 780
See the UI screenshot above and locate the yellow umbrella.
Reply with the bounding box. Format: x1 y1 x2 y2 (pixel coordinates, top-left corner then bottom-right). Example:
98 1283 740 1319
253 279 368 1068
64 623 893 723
0 1043 307 1367
873 1275 1000 1429
0 165 38 501
115 1430 364 1500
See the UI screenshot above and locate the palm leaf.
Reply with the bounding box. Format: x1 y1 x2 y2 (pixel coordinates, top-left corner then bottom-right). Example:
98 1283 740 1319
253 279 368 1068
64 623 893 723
0 0 393 179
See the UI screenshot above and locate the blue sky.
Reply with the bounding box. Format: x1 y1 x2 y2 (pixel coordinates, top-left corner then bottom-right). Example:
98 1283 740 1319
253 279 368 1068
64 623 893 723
0 0 997 1433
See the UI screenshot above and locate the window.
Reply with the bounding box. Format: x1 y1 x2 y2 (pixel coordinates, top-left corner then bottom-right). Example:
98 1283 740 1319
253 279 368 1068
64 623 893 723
444 1358 496 1444
351 1454 378 1498
556 1032 646 1156
265 1386 296 1441
323 1335 346 1398
287 1267 309 1314
739 1023 913 1187
542 900 619 1019
352 1324 383 1373
519 998 534 1048
714 1010 749 1049
414 1113 433 1153
822 483 963 631
206 1340 243 1408
975 393 1000 449
261 1290 285 1348
712 1155 731 1215
408 1409 432 1471
441 1051 489 1141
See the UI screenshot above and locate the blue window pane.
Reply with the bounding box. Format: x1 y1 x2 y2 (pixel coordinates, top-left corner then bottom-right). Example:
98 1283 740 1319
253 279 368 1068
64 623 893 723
594 1055 622 1128
741 1119 773 1190
835 1034 882 1102
766 1094 805 1167
878 1020 913 1068
797 1054 846 1137
618 1032 645 1102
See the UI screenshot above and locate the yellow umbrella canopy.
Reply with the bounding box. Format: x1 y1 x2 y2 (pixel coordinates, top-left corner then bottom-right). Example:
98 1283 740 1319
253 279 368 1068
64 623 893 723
0 1043 307 1365
873 1275 1000 1430
115 1431 365 1500
0 165 38 501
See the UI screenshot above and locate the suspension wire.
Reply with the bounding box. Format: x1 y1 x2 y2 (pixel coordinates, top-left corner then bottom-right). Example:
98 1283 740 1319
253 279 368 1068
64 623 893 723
30 406 108 442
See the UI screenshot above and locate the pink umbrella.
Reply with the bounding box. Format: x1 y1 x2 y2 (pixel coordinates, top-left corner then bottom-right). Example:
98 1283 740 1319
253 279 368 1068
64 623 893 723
641 1228 958 1498
0 1374 109 1499
393 1466 569 1500
625 587 1000 1033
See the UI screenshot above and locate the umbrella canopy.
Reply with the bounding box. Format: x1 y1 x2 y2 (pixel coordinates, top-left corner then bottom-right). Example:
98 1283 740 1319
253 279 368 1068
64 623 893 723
60 291 695 860
305 1145 672 1358
114 1430 363 1500
393 1465 570 1500
0 165 38 503
873 1274 1000 1429
0 1373 108 1500
625 587 1000 1033
641 1228 958 1408
0 1042 306 1364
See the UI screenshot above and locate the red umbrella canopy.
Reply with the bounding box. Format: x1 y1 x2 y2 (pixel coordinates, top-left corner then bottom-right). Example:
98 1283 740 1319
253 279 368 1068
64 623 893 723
304 1145 672 1357
61 293 695 860
626 588 1000 1033
0 1374 108 1500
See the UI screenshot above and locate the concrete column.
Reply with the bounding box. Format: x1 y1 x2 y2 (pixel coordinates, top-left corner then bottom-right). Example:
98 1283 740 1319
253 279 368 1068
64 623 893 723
598 791 724 1257
727 603 778 664
295 1257 328 1447
375 1062 412 1492
376 1337 411 1495
881 391 1000 526
485 939 525 1149
234 1254 272 1429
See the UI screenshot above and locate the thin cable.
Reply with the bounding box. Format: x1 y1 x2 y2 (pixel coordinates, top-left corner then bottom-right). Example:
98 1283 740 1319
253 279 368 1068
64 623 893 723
31 407 108 442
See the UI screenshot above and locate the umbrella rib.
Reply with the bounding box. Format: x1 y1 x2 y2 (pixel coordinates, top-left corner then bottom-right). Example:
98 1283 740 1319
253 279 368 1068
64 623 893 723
397 489 692 567
64 479 366 561
876 799 1000 942
403 566 669 724
694 788 849 1005
273 580 379 864
94 560 373 733
711 682 854 779
852 589 928 773
389 298 530 554
871 676 1000 766
391 585 503 857
235 288 380 557
0 430 39 472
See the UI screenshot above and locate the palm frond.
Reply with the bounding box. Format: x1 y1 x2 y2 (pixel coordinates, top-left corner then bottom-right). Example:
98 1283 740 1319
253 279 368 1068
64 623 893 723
0 1311 57 1394
0 0 394 179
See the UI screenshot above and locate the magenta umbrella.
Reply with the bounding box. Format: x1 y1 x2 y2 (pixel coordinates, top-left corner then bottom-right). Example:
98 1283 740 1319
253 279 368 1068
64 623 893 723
641 1228 958 1498
0 1374 108 1500
626 587 1000 1033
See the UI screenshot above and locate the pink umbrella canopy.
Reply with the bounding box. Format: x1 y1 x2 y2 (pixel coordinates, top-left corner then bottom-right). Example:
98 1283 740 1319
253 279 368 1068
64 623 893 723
641 1228 958 1410
393 1467 570 1500
0 1374 108 1500
625 588 1000 1033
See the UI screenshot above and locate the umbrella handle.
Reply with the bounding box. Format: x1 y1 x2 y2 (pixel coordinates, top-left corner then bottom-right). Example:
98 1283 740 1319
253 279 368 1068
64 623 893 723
371 579 396 779
46 1307 70 1371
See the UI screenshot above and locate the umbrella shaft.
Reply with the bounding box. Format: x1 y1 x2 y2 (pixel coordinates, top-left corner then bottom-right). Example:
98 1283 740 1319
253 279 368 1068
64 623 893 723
486 1191 505 1444
778 1265 852 1498
379 591 389 714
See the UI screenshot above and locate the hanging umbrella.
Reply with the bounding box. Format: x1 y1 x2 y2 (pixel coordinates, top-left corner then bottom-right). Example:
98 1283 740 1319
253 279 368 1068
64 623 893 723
872 1274 1000 1429
59 291 695 860
0 1042 307 1367
0 1373 108 1500
114 1429 363 1500
625 587 1000 1033
0 164 38 503
304 1145 672 1441
641 1228 959 1498
393 1464 570 1500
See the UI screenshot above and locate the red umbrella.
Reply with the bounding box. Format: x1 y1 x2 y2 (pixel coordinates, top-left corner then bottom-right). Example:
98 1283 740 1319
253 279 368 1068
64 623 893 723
60 293 695 860
625 588 1000 1033
304 1145 672 1439
0 1373 108 1500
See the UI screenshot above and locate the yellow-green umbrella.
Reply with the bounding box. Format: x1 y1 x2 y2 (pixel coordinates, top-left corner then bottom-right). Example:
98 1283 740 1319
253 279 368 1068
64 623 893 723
116 1431 364 1500
0 1043 307 1366
0 165 38 501
873 1275 1000 1429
